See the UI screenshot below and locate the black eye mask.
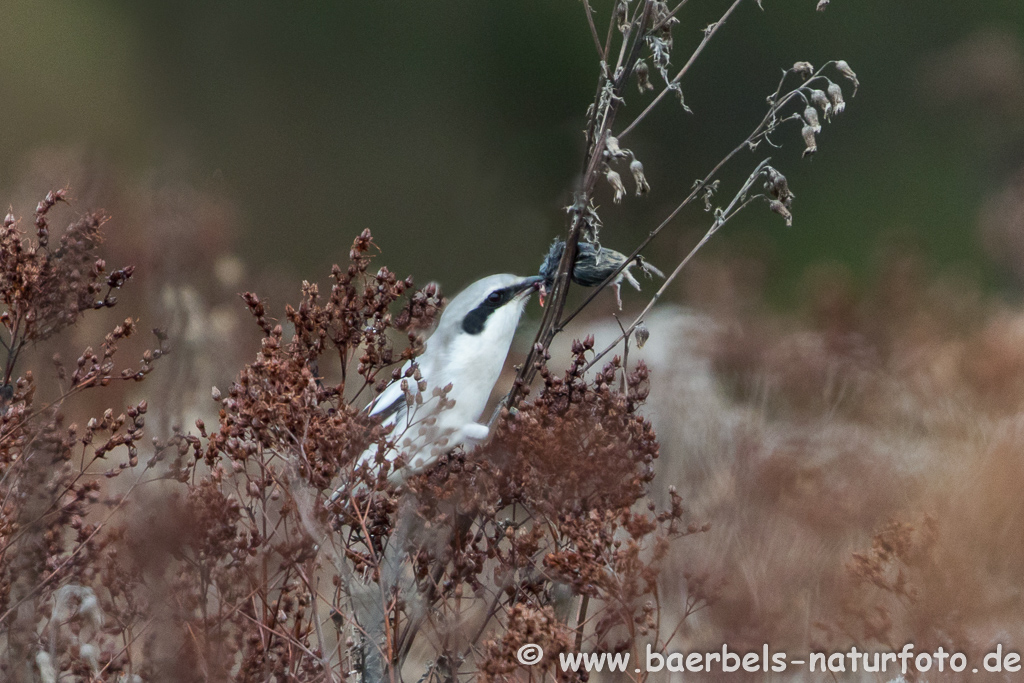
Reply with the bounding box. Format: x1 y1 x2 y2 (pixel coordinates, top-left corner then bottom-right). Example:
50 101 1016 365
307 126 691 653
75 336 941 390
462 287 515 335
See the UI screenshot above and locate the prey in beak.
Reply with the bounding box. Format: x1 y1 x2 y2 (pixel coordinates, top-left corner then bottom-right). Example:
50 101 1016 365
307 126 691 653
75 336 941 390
534 238 664 309
516 275 545 302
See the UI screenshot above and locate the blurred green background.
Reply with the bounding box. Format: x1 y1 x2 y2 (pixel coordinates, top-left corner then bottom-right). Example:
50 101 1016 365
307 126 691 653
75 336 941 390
2 0 1023 304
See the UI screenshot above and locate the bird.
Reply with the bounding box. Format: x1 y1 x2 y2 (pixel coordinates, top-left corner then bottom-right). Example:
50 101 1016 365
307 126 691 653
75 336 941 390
538 239 664 308
348 273 543 489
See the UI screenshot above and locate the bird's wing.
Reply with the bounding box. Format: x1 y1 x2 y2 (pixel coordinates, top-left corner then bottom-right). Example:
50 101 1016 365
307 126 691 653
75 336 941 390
366 360 416 428
353 368 414 475
369 390 407 425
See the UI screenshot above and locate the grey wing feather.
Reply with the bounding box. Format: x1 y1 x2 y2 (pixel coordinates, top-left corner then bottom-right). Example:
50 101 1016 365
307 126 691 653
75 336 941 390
366 360 416 428
369 391 406 424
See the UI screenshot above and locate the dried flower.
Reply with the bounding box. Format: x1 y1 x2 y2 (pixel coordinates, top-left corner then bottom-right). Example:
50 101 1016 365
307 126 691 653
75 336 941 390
635 323 650 348
605 134 628 159
801 124 818 157
836 59 859 93
764 166 794 208
630 158 650 195
606 167 627 203
810 88 833 119
635 60 653 92
828 81 846 113
793 61 815 78
769 199 794 226
803 105 822 133
615 1 629 31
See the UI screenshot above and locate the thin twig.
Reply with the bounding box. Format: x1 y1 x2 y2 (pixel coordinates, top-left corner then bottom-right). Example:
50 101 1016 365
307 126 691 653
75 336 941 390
506 0 656 408
582 0 605 59
560 64 828 328
652 0 694 32
602 0 619 59
575 595 590 652
620 0 747 139
296 565 338 683
583 159 772 371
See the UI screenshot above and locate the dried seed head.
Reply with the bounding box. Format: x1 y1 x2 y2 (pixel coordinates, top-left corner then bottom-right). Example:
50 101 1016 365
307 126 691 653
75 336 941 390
827 82 846 114
634 60 653 92
769 199 793 226
835 59 859 93
793 61 815 78
630 159 650 196
803 105 821 133
604 134 628 160
764 167 794 207
606 168 627 204
616 1 629 30
801 125 818 157
635 323 650 349
810 89 833 119
3 209 14 228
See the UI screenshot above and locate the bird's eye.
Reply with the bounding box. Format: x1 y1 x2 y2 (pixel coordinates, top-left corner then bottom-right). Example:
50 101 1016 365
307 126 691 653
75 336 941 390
486 291 503 305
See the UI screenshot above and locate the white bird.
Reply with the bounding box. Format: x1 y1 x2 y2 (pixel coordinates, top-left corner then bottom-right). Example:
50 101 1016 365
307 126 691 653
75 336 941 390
349 273 542 488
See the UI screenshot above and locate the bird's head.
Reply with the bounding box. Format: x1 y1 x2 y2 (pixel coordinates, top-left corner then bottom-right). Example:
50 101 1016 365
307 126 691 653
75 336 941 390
427 274 542 350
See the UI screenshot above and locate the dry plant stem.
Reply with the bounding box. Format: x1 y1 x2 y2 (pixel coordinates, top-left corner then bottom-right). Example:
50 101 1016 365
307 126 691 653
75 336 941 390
614 314 630 392
510 0 763 406
653 0 694 32
561 65 830 329
557 139 743 330
575 594 590 651
583 0 604 58
296 565 338 683
507 0 655 408
620 0 747 140
602 2 618 58
0 450 159 625
584 158 771 371
0 503 110 625
95 618 154 679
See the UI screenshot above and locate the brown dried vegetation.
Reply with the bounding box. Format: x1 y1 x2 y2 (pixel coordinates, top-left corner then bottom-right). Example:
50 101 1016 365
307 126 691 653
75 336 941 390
0 196 696 681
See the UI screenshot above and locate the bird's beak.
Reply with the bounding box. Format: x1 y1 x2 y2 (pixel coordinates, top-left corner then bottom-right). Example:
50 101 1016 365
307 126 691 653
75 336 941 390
514 275 545 301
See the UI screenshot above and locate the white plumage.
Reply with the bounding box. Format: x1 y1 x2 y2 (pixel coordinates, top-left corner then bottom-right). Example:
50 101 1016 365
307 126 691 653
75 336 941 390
351 273 541 486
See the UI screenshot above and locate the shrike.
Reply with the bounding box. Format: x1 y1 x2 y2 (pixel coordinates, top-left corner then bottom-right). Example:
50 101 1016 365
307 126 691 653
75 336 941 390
351 273 542 487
